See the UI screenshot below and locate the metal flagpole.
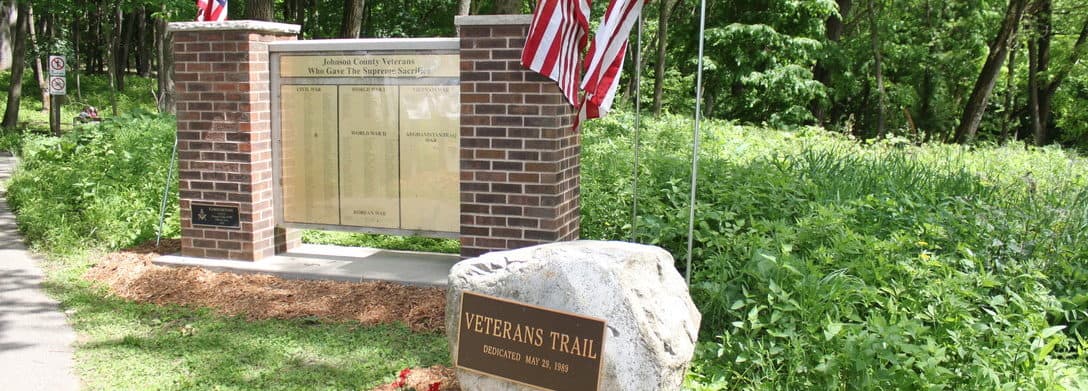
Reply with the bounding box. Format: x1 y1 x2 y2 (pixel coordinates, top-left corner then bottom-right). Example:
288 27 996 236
156 137 179 246
686 0 707 285
631 13 643 243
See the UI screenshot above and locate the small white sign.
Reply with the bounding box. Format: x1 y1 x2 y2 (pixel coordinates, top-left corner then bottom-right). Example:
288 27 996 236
48 55 66 75
48 55 66 76
48 76 66 95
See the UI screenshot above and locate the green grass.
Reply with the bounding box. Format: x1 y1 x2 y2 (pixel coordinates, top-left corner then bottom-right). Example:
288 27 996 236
303 230 460 254
41 253 448 391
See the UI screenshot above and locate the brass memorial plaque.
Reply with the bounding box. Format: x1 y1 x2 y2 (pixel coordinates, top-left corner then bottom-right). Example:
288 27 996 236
339 86 400 228
280 85 340 225
399 85 460 232
274 46 459 235
456 292 607 391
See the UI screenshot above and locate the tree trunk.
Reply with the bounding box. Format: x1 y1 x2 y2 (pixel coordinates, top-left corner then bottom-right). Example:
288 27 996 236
290 0 307 34
493 0 522 14
2 1 30 129
811 0 851 124
87 6 98 73
361 0 374 37
868 0 887 138
1027 0 1051 145
916 0 941 140
653 0 677 116
28 6 48 113
246 0 275 21
1030 6 1088 145
0 0 15 71
73 16 82 100
1001 35 1018 143
155 5 175 114
115 10 136 91
340 0 364 38
108 4 120 115
952 0 1029 144
136 7 150 77
459 0 472 15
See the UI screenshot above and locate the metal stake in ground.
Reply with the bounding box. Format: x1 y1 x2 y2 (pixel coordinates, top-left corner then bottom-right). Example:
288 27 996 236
685 0 707 285
631 13 643 243
156 137 179 246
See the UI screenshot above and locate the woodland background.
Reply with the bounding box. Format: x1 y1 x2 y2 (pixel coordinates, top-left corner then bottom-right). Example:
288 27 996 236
0 0 1085 148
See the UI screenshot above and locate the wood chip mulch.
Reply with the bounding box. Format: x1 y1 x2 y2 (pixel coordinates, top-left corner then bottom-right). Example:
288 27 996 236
84 240 449 332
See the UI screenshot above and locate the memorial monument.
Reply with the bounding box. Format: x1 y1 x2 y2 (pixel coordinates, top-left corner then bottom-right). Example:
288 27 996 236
169 15 579 261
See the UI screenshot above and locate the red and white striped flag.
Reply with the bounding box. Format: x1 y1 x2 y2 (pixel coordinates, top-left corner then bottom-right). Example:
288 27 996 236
521 0 593 107
197 0 228 22
580 0 646 121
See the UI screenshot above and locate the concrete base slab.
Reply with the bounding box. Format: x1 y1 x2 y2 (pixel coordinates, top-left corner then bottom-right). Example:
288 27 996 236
156 244 460 287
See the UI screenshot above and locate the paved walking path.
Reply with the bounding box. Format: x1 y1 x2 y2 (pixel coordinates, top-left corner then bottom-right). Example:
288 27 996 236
0 152 81 390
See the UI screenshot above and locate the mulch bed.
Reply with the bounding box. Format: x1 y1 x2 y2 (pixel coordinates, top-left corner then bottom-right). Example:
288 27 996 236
83 239 460 391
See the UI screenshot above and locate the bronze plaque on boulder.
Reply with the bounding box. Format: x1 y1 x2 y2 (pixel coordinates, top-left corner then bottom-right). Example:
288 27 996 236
191 204 240 229
456 291 606 391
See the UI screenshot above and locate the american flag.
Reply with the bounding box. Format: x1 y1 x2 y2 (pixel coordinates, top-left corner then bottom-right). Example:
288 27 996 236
197 0 228 22
521 0 592 107
580 0 646 121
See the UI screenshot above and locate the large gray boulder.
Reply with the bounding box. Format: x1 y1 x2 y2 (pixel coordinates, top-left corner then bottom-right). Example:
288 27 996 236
446 241 701 391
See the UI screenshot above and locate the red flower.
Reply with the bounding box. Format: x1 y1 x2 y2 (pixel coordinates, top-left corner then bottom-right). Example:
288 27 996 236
428 382 441 391
398 368 411 380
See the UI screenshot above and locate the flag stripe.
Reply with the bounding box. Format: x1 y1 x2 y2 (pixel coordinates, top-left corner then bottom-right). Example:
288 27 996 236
197 0 227 22
580 0 645 120
521 0 591 107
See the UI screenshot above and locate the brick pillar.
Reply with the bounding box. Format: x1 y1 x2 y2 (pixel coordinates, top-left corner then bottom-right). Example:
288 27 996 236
169 21 301 261
456 15 581 258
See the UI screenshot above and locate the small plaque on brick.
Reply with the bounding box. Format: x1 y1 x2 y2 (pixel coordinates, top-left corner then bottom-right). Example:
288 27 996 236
191 204 241 228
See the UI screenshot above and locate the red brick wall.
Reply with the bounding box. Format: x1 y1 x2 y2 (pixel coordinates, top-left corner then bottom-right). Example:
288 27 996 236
172 23 300 261
457 16 581 258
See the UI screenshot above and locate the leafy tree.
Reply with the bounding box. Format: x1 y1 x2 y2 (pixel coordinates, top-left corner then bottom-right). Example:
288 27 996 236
954 0 1029 143
2 0 28 129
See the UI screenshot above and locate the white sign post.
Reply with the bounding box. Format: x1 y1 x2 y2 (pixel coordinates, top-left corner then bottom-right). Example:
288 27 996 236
48 55 66 135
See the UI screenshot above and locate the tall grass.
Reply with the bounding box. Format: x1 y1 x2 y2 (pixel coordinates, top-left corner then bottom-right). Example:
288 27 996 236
581 114 1088 389
6 110 179 255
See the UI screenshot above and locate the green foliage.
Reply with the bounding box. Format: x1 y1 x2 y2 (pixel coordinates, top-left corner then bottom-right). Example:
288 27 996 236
1054 61 1088 147
0 71 158 135
6 110 179 256
302 230 459 254
672 0 834 126
581 113 1088 389
228 0 459 38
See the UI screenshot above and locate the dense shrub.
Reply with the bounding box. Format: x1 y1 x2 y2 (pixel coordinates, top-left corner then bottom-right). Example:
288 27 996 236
6 111 179 255
581 113 1088 389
